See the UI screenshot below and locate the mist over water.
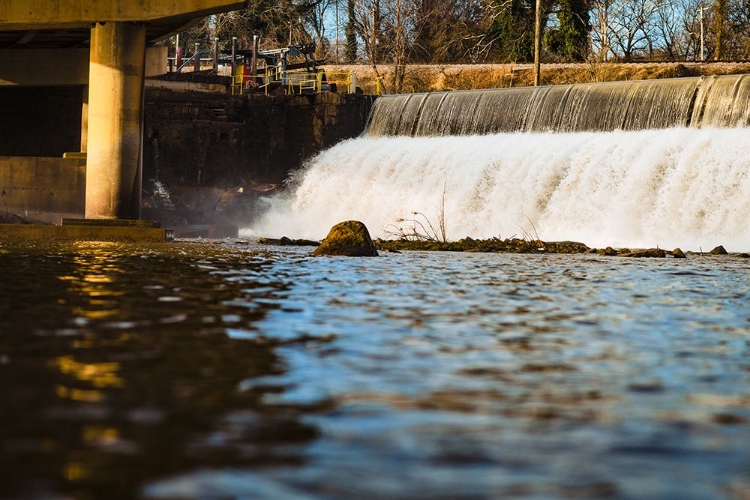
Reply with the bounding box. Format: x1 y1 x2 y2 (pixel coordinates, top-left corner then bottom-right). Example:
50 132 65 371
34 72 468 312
246 126 750 251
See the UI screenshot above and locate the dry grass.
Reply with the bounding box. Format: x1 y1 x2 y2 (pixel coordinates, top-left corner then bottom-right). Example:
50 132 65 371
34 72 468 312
325 62 750 94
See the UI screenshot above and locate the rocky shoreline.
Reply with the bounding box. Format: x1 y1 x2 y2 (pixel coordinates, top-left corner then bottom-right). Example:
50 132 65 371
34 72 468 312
256 234 750 259
3 213 746 258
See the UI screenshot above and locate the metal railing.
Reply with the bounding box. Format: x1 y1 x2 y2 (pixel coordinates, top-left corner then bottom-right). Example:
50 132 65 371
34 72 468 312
232 65 279 95
231 66 358 95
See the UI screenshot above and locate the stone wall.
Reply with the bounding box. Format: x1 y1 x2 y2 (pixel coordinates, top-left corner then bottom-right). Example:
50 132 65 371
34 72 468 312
143 90 376 190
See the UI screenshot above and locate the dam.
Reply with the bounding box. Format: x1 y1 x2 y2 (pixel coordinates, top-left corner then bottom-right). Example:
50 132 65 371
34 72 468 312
366 74 750 136
250 74 750 251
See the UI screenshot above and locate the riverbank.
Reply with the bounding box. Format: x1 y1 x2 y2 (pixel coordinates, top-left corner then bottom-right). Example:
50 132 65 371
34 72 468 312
325 62 750 94
253 234 750 258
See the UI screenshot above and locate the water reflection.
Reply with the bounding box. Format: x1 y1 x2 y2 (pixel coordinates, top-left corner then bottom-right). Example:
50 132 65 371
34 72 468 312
0 243 749 499
0 242 316 500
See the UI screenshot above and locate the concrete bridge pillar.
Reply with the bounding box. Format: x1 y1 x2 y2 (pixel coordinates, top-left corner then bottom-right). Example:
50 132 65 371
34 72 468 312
80 85 88 153
85 22 146 219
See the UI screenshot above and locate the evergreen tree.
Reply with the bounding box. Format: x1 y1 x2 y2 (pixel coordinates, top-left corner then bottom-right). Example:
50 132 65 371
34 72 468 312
489 0 537 62
544 0 590 61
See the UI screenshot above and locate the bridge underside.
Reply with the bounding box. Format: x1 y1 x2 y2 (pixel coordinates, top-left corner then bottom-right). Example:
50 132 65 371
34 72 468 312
0 0 246 220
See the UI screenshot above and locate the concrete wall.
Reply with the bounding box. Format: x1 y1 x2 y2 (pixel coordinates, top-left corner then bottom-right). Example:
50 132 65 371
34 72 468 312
0 156 85 223
0 47 168 86
143 90 376 188
0 86 83 157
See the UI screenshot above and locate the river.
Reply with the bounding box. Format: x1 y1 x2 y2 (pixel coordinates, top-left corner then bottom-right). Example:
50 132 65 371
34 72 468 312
1 240 748 499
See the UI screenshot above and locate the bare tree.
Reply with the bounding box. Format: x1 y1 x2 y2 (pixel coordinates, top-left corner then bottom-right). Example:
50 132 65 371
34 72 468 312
653 0 688 60
303 0 335 56
720 0 750 59
589 0 617 60
389 0 410 90
608 0 658 60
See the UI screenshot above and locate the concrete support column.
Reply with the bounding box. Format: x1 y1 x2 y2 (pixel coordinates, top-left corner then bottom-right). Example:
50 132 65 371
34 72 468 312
80 85 88 152
85 22 146 219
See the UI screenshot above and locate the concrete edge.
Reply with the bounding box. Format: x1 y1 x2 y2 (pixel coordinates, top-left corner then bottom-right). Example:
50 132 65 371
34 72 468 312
0 224 170 243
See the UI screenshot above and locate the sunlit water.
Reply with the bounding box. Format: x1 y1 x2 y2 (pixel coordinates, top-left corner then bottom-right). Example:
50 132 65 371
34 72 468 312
246 127 750 251
1 240 748 499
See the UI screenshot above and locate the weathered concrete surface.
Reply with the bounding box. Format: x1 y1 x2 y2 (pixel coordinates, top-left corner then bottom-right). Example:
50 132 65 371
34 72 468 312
0 87 84 157
85 22 146 219
0 224 168 242
146 76 230 94
143 90 376 187
0 0 246 28
0 47 167 86
0 156 85 223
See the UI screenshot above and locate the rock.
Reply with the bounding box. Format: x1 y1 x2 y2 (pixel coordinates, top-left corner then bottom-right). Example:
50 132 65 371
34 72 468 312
257 236 319 247
740 253 750 259
620 248 666 258
708 245 728 255
672 248 686 258
313 221 379 257
544 241 589 253
598 246 618 256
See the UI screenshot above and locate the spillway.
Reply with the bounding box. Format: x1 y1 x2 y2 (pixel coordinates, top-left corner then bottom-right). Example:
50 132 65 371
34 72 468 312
248 75 750 250
367 74 750 136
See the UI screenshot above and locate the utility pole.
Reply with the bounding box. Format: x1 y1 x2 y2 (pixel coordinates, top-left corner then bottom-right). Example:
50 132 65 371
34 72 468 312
699 5 705 61
175 33 183 72
534 0 542 86
213 37 219 71
231 36 237 81
251 35 258 77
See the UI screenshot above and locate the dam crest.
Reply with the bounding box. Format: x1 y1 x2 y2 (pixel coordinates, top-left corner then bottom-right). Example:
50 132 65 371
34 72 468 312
366 74 750 136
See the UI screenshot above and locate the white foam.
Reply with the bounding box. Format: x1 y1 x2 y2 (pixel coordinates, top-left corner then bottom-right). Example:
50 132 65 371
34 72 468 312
244 127 750 251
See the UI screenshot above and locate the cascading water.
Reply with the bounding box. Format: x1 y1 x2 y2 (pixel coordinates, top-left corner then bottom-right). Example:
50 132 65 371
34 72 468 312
367 74 750 135
150 137 175 210
247 74 750 250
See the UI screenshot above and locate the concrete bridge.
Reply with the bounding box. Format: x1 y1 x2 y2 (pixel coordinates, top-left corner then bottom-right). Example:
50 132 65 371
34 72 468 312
0 1 246 222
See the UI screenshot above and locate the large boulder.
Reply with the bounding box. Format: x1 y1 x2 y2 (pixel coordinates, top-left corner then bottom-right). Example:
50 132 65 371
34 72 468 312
313 221 379 257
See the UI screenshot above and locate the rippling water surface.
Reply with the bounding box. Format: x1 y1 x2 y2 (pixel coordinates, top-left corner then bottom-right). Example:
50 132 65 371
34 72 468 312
0 241 748 499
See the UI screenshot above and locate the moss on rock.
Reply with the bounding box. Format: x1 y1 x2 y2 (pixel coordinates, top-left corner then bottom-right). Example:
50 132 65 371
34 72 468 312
313 221 379 257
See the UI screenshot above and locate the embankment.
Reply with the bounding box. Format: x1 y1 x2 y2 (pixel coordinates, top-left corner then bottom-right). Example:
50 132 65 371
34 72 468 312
326 62 750 94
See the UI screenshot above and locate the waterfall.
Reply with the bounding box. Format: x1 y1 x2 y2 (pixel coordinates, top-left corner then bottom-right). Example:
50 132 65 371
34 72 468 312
246 76 750 250
150 137 175 210
367 74 750 136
